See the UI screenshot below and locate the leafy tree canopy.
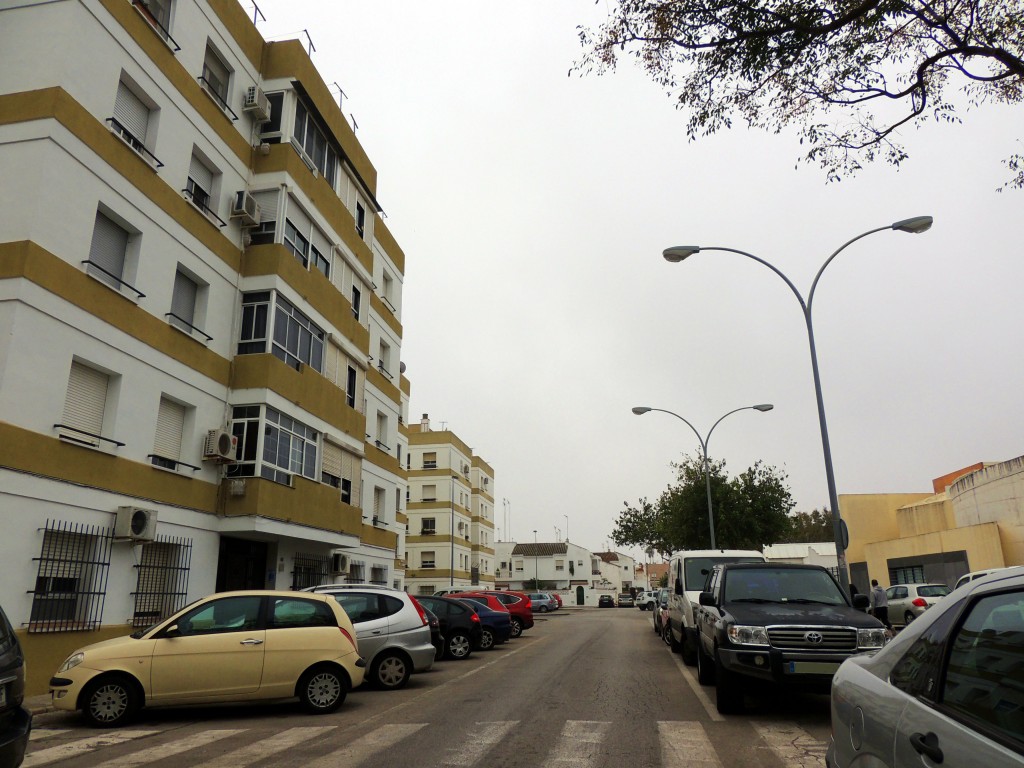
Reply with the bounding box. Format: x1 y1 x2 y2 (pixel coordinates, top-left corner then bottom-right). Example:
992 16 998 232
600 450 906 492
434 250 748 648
576 0 1024 187
784 508 835 543
613 455 795 553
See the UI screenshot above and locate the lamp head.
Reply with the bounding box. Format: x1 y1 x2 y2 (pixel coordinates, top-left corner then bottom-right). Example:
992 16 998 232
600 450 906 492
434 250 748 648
663 246 700 263
891 216 933 234
753 403 774 412
631 407 651 415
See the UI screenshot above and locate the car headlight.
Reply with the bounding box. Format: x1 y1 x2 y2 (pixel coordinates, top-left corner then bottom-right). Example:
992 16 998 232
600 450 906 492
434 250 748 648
858 628 888 649
58 652 85 673
727 624 769 645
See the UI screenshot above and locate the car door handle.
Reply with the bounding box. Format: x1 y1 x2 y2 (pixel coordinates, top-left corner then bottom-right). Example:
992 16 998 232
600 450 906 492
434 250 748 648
910 732 943 763
371 630 384 635
239 638 264 646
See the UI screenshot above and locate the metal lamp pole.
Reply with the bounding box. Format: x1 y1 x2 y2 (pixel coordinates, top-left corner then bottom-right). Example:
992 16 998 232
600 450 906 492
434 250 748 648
662 216 933 595
632 404 773 549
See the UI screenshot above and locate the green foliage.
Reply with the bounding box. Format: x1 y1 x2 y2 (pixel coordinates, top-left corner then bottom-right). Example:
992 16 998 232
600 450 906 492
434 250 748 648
785 508 835 543
612 454 795 552
576 0 1024 188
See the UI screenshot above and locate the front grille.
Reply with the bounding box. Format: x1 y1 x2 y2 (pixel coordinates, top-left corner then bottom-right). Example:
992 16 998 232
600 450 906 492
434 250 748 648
766 626 857 651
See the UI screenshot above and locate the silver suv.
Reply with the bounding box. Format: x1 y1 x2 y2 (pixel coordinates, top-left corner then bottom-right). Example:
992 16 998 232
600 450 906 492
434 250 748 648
305 584 435 690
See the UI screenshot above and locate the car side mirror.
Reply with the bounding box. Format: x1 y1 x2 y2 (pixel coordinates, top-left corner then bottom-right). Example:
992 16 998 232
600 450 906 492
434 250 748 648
698 591 716 607
852 594 870 611
674 580 683 596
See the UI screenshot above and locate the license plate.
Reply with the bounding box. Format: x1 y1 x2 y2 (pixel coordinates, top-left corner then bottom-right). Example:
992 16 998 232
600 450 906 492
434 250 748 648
786 661 840 675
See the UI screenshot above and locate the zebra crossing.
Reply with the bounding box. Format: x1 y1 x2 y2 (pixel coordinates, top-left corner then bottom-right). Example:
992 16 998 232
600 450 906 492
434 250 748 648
24 720 828 767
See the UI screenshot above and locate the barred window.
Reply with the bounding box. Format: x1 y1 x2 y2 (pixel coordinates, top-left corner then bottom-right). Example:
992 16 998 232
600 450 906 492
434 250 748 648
132 537 191 627
291 552 329 591
30 520 112 632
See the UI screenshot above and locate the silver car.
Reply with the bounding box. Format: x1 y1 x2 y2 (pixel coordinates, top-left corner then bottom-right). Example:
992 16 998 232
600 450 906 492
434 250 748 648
827 567 1024 768
885 583 951 626
306 584 435 690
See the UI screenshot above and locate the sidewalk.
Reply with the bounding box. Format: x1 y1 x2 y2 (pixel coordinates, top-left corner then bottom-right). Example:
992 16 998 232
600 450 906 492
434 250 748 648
26 693 53 716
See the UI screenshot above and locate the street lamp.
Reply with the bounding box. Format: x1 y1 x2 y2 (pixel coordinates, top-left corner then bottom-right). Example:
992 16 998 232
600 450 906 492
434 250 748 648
631 404 773 550
564 514 569 543
662 215 933 596
533 529 539 589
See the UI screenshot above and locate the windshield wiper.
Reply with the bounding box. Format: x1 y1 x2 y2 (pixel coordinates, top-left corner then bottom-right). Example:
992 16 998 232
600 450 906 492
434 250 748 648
729 597 782 603
783 598 838 605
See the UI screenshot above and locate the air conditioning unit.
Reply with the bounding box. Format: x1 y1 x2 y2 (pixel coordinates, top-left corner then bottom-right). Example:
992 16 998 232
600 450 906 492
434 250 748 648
331 553 349 574
242 85 271 122
203 429 237 461
230 190 261 226
114 506 158 542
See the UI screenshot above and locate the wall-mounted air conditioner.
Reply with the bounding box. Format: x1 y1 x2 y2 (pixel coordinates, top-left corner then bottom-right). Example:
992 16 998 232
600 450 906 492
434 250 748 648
242 86 271 122
230 190 261 226
331 553 349 574
203 429 237 461
114 506 158 542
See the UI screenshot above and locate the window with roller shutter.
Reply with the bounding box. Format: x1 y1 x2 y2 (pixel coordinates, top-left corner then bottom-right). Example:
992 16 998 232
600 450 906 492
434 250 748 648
151 396 185 469
60 362 109 446
87 212 129 291
112 81 150 151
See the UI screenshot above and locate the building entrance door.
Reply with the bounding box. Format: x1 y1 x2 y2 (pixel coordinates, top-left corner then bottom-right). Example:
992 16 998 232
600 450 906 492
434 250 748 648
216 537 269 591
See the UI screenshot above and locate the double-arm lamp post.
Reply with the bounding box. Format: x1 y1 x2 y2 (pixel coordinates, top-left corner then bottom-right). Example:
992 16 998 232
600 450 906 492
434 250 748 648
661 216 933 595
632 405 773 550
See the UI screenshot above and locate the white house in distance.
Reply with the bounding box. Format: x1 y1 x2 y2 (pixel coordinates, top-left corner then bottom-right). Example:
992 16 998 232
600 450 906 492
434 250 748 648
494 541 637 606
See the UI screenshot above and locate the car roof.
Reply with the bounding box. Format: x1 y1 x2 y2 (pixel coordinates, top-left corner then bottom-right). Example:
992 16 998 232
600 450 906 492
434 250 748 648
304 584 402 593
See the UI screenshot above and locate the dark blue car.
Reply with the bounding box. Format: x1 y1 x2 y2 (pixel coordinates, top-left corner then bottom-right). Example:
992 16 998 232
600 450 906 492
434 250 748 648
456 599 511 650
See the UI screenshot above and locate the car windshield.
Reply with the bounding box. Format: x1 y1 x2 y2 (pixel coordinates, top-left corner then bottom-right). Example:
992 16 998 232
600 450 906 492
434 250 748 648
685 557 763 590
917 585 951 597
724 568 846 605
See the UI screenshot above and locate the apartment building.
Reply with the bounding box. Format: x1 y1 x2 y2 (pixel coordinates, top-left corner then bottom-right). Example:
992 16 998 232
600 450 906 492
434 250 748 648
0 0 409 692
405 415 495 594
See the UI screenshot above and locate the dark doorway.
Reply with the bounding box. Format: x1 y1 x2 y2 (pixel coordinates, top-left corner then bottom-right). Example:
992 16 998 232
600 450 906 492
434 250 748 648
216 537 269 591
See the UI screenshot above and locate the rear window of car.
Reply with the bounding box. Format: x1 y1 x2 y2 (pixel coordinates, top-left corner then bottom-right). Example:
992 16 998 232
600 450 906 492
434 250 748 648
917 585 951 598
270 597 336 629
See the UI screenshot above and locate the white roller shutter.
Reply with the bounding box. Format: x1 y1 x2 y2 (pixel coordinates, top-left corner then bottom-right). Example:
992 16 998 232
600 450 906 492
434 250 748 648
324 340 341 387
88 212 127 288
170 271 197 327
252 190 279 225
322 441 342 481
113 82 149 143
188 154 213 194
153 397 185 461
285 196 311 236
61 362 108 444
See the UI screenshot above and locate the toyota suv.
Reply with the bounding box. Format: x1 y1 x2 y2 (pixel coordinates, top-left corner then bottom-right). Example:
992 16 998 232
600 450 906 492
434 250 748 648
694 562 887 714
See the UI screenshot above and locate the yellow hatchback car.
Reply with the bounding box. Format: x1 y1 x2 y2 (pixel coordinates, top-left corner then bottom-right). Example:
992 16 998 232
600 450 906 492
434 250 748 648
49 590 365 727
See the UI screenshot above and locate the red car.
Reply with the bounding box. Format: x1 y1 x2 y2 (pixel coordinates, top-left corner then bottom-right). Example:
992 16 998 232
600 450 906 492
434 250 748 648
458 590 534 638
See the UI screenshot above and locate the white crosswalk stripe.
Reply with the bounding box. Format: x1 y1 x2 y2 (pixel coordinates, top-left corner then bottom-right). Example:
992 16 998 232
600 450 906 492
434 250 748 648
199 726 335 768
92 729 245 767
22 731 159 767
542 720 613 768
752 722 827 768
440 721 519 766
28 729 70 742
305 723 427 768
658 721 723 768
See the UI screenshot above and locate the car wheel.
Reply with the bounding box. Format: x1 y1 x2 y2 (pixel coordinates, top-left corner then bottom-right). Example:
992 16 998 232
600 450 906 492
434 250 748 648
904 610 915 626
714 650 743 714
81 674 140 728
371 652 411 690
446 632 473 660
479 628 496 651
298 665 348 714
538 606 549 613
509 617 523 638
696 640 715 685
681 633 697 666
662 622 672 646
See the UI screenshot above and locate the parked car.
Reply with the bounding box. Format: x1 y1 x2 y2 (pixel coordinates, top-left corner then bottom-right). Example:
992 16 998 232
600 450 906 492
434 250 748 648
653 587 670 637
694 563 887 714
306 584 435 689
598 594 615 608
885 583 951 626
827 566 1024 768
551 593 563 608
953 567 1014 591
49 591 365 727
528 593 558 613
617 593 634 608
454 599 511 650
0 601 31 767
636 591 657 611
458 591 534 638
413 596 482 660
421 606 444 660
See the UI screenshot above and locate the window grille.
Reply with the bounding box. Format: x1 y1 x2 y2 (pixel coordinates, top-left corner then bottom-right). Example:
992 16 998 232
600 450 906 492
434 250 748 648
291 552 329 590
370 566 387 586
29 519 112 632
131 536 192 627
347 562 365 584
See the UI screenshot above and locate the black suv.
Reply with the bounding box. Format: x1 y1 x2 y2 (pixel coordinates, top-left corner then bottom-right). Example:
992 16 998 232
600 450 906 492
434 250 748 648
0 602 31 768
694 562 886 714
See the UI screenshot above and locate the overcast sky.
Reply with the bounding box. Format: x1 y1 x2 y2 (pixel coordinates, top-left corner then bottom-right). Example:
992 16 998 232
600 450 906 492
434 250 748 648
254 2 1023 558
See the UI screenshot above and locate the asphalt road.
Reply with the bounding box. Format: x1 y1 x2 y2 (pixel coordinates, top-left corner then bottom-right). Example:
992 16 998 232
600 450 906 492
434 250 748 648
24 607 832 767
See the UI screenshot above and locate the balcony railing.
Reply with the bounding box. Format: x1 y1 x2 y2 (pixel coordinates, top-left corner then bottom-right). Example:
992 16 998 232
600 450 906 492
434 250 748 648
131 0 180 51
197 75 238 120
106 118 164 168
147 454 201 472
166 313 213 342
53 423 125 449
81 260 146 299
182 187 227 227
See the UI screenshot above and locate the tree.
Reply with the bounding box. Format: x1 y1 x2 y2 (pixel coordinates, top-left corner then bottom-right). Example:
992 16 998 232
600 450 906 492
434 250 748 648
576 0 1024 187
785 508 835 543
612 454 795 552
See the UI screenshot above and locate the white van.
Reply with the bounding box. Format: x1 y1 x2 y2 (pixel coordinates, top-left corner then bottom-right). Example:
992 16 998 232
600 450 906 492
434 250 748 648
664 549 766 665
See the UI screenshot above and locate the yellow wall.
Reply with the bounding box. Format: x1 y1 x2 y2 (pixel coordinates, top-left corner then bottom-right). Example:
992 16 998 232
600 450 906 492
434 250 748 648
862 522 1004 584
841 493 933 563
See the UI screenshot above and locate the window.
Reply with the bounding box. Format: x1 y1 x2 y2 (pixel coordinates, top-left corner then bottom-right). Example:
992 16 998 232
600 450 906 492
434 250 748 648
86 211 129 292
381 272 394 310
515 560 524 572
378 340 391 378
176 596 261 635
293 98 337 185
226 405 318 485
132 538 191 626
422 518 436 534
556 560 565 571
289 554 329 592
151 396 185 469
283 218 310 267
422 485 436 503
30 520 112 632
890 565 925 584
248 189 279 245
311 244 330 278
169 268 208 339
238 292 324 372
59 361 110 447
111 81 152 158
259 92 284 139
200 43 231 113
422 551 436 569
351 286 361 321
346 365 357 408
186 153 216 216
270 596 334 628
375 412 388 450
418 585 435 596
238 291 269 355
423 452 437 469
133 0 178 49
373 487 385 522
355 202 365 238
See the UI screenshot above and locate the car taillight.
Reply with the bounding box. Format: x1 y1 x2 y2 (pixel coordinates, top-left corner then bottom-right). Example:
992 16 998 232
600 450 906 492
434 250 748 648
470 612 480 623
524 598 532 610
339 626 356 648
911 598 928 608
409 596 429 626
